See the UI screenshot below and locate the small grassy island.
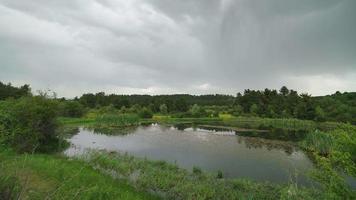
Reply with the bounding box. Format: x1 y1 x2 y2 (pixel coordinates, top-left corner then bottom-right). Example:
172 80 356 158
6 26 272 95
1 82 355 199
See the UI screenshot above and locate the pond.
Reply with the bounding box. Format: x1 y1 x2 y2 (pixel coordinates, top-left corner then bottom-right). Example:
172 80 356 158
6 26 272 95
65 124 315 185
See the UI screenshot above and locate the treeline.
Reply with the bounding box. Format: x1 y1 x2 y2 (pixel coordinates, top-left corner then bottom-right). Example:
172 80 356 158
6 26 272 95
0 81 31 100
77 93 235 112
234 86 355 123
0 82 354 124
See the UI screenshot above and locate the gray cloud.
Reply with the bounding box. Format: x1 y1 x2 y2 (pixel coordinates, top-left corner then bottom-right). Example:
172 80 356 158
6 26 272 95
0 0 355 97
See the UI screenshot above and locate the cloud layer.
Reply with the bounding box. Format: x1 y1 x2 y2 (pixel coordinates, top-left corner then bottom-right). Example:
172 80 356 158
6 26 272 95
0 0 355 97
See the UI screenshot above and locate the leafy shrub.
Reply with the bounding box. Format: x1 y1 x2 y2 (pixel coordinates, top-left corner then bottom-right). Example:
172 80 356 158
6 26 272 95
192 166 202 175
138 107 153 119
0 96 59 153
58 100 85 118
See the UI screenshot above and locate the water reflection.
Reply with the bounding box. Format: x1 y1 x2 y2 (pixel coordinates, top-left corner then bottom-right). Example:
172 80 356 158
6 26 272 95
84 126 137 135
65 124 314 185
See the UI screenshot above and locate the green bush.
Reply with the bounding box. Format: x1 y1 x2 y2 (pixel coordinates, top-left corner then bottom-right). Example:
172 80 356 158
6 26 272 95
58 100 85 118
0 96 59 153
138 107 153 119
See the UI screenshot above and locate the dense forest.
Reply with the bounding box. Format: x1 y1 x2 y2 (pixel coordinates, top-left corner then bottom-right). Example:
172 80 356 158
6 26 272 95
1 82 355 124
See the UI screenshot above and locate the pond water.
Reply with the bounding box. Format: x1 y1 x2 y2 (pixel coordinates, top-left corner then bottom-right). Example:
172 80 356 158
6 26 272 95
65 124 315 185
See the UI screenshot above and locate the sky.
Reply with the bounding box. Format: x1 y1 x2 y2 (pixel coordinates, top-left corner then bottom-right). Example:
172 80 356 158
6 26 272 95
0 0 355 98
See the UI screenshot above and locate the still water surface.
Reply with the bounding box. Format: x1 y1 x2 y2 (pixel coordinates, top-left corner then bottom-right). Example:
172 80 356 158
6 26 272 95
65 124 315 185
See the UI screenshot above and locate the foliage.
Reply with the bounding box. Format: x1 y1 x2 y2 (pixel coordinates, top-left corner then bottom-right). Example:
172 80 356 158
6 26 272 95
0 96 60 153
0 150 158 200
0 81 31 100
138 107 153 119
190 104 208 118
58 100 86 118
0 173 21 200
299 125 356 198
301 130 334 156
159 104 168 115
95 114 140 127
85 151 322 200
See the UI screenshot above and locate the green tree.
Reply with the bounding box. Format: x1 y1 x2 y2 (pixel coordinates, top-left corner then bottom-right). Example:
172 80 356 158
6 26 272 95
249 104 259 116
315 106 326 122
138 107 153 119
159 104 168 115
279 86 290 96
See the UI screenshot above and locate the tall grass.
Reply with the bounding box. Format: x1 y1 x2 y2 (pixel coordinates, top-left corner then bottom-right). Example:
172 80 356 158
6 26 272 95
95 114 140 127
85 151 323 200
301 130 334 156
0 150 158 200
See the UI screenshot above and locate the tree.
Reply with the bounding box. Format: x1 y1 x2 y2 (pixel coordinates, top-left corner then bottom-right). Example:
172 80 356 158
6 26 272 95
190 104 207 117
58 100 85 118
279 86 289 96
232 105 243 116
159 104 168 114
315 106 326 122
138 107 153 119
174 98 188 112
249 104 259 116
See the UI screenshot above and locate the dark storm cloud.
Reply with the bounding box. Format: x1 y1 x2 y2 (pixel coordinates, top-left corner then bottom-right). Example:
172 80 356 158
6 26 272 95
0 0 355 97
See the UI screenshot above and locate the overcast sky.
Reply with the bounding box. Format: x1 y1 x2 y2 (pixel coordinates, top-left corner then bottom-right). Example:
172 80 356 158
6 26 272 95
0 0 355 97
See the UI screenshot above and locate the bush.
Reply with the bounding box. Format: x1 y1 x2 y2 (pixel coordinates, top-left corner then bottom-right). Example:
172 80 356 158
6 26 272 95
192 166 202 175
58 100 85 118
138 107 153 119
0 96 59 153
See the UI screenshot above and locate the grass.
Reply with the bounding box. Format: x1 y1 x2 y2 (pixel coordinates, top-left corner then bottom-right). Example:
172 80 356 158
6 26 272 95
95 114 140 127
84 151 322 200
0 149 159 200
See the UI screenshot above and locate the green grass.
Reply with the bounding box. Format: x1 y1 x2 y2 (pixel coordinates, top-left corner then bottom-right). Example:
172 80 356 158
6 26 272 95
0 149 159 200
84 151 322 200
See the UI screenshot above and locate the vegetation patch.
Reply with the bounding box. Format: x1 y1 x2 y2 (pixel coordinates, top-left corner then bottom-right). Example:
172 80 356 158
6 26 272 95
83 151 323 200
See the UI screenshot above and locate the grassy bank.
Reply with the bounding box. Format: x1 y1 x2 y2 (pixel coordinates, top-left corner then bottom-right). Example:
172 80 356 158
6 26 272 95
0 149 159 200
82 151 321 200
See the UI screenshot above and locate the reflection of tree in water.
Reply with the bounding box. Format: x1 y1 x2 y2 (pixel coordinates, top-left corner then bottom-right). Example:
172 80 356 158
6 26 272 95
196 125 236 133
238 129 307 142
84 126 137 136
173 123 193 131
237 136 296 155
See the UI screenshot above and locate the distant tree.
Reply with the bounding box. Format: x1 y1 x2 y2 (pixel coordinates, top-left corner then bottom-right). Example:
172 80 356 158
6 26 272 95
174 98 188 112
159 104 168 114
80 93 96 108
138 107 153 119
249 104 259 116
58 100 85 118
314 106 326 122
0 82 31 100
190 104 207 117
279 86 290 96
232 105 243 116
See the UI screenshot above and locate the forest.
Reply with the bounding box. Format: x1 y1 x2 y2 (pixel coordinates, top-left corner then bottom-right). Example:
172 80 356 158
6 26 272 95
2 82 353 124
